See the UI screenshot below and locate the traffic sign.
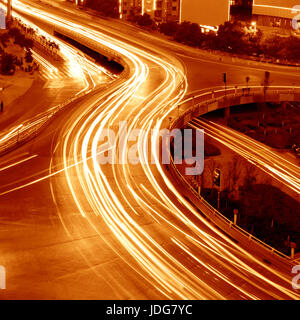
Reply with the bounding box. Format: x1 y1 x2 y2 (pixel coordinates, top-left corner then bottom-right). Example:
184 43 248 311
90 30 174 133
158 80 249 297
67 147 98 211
223 73 227 83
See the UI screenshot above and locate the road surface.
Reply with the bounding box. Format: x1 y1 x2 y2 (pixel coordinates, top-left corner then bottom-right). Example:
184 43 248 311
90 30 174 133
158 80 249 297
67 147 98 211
0 0 299 299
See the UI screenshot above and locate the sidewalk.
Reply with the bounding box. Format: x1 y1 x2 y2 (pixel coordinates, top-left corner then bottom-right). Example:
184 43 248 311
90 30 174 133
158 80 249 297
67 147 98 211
0 48 86 135
0 71 34 110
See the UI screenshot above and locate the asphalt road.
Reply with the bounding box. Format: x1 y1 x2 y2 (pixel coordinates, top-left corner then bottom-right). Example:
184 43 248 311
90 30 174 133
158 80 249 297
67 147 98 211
0 0 299 299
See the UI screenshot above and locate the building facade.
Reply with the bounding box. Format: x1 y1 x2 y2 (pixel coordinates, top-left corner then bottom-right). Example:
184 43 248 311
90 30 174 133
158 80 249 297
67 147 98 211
73 0 232 26
230 0 253 20
120 0 230 25
120 0 180 22
155 0 181 22
120 0 142 19
252 0 300 30
180 0 230 27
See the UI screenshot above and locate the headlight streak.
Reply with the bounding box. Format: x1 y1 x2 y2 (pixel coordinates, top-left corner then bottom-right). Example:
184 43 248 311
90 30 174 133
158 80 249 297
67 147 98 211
12 0 300 300
0 1 114 153
152 111 300 299
32 49 59 79
190 118 300 194
0 154 37 171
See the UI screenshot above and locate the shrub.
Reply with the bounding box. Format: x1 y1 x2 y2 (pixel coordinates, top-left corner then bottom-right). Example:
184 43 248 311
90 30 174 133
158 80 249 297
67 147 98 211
159 21 178 37
0 53 16 75
25 50 33 63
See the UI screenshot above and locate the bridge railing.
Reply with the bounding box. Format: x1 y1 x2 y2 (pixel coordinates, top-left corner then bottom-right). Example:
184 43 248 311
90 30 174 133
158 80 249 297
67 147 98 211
168 148 292 262
176 85 300 123
167 85 300 264
0 85 95 157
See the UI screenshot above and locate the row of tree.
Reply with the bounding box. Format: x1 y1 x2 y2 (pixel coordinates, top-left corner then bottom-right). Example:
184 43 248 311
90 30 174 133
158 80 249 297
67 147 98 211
14 19 61 57
83 0 299 63
159 20 300 62
0 28 34 75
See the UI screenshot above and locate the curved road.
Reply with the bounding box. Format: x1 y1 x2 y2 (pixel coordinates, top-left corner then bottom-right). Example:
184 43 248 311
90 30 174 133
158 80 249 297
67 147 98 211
0 0 300 299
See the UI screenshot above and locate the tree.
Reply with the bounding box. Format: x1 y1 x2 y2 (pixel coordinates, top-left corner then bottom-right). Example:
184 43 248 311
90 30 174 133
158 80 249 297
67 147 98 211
24 38 33 50
174 21 205 46
242 161 257 191
25 50 33 64
0 32 9 48
159 21 178 37
278 37 300 62
205 158 217 190
86 0 119 18
246 28 263 55
228 156 243 193
136 13 154 27
186 23 204 47
216 21 246 54
0 53 16 75
8 27 21 38
203 31 218 50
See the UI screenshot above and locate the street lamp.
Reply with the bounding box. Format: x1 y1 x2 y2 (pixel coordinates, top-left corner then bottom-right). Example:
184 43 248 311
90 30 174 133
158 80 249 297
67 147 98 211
291 242 297 260
233 208 239 225
250 21 257 33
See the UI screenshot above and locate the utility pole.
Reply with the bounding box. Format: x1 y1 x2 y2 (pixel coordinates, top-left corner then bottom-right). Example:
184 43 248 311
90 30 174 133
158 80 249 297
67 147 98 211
213 168 221 210
223 73 230 122
223 73 227 96
290 242 296 260
246 76 250 95
233 209 239 225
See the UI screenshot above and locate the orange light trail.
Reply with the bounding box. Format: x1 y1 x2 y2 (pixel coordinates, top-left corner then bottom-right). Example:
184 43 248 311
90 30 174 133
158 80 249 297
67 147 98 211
8 0 300 300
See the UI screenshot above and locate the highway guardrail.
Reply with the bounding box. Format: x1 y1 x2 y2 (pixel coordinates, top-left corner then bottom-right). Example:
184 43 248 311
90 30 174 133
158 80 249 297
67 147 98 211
167 85 300 264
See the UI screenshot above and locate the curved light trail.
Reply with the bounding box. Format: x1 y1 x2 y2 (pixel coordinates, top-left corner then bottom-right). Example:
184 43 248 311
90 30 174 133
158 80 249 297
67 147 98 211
1 0 300 300
190 118 300 194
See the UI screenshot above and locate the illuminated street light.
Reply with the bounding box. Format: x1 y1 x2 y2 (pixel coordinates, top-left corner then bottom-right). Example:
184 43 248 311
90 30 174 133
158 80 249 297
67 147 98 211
251 21 257 32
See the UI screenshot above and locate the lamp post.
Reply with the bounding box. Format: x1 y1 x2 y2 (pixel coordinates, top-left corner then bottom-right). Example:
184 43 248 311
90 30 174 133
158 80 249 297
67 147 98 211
246 76 250 95
223 73 227 97
290 242 297 260
233 209 239 225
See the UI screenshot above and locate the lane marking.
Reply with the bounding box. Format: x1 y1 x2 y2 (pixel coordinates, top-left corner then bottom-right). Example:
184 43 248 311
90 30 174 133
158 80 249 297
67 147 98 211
0 155 38 172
